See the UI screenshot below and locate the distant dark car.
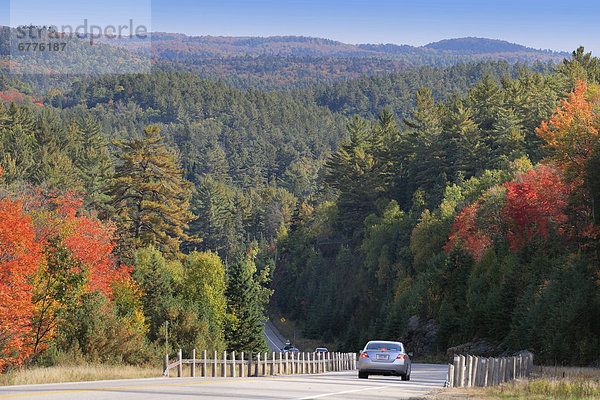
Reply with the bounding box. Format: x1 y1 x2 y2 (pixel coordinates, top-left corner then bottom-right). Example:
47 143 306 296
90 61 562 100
282 345 300 353
358 340 412 380
315 347 328 353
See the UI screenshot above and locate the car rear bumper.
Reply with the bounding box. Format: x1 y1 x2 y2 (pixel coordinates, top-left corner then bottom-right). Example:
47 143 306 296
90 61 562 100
358 359 409 375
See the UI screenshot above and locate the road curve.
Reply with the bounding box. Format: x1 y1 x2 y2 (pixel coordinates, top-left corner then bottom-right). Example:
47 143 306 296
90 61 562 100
0 363 447 399
264 319 288 352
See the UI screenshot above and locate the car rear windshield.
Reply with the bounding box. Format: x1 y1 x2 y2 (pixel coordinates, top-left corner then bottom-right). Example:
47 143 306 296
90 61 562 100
366 342 402 351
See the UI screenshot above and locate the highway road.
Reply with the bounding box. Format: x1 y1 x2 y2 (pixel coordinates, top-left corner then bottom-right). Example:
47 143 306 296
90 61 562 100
0 364 447 399
264 319 288 352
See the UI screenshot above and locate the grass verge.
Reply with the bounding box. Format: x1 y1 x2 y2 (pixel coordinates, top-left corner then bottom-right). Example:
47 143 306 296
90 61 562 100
485 377 600 399
0 364 161 386
424 366 600 400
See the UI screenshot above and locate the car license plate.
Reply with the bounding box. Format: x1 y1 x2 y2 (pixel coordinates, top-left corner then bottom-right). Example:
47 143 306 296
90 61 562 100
377 354 389 360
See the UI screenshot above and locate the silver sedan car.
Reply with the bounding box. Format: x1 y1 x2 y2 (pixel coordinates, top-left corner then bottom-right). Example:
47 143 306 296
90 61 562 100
358 340 412 380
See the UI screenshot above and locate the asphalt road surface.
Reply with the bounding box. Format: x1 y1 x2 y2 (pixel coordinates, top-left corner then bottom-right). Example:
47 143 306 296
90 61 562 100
0 364 447 399
264 319 288 352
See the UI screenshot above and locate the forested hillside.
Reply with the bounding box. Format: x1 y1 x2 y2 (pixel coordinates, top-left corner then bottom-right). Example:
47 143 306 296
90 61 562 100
275 47 600 365
0 26 151 92
305 60 554 117
1 41 599 372
104 33 566 89
108 33 567 63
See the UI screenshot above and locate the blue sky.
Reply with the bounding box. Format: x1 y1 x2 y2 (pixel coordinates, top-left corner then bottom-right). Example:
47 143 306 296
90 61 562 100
2 0 599 54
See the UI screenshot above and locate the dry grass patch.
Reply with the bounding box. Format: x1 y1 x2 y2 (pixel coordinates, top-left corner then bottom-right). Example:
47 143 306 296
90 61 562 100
0 364 161 386
422 366 600 400
486 377 600 399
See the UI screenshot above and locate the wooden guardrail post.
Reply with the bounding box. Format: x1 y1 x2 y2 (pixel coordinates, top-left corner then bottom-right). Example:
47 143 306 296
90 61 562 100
293 352 297 374
191 349 196 377
452 356 459 386
248 352 253 377
240 351 245 377
512 356 516 380
222 351 227 377
467 355 473 387
231 351 236 377
465 355 471 387
271 352 276 375
264 352 268 376
278 352 283 375
202 350 207 377
212 350 217 377
316 352 320 373
177 349 183 377
458 356 465 387
256 352 260 377
476 357 483 386
475 356 480 386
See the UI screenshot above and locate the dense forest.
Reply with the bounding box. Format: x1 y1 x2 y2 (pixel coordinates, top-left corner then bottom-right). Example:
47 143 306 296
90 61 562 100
1 38 599 372
275 47 600 365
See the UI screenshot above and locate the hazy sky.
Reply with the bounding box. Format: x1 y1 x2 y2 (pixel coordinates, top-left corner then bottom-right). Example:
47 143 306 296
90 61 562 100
2 0 598 55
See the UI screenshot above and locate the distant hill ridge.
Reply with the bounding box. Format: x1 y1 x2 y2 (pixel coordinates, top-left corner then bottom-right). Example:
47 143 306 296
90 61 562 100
0 26 572 91
423 37 563 54
145 32 567 56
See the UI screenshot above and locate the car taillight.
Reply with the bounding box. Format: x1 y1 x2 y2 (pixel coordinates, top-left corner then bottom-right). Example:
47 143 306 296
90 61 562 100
396 354 405 359
360 352 369 358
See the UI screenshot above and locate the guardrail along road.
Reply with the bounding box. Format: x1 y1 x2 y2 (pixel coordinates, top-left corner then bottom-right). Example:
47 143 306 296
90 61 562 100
0 363 447 399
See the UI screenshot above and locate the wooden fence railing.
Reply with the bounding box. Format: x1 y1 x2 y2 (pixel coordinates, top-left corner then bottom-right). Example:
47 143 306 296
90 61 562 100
163 349 357 377
447 352 533 387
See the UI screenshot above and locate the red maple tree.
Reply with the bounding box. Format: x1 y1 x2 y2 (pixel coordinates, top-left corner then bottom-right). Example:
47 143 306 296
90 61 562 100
445 203 493 261
0 198 42 370
502 164 571 251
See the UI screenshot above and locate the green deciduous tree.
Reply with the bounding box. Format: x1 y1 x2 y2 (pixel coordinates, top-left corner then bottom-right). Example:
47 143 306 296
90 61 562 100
182 251 229 351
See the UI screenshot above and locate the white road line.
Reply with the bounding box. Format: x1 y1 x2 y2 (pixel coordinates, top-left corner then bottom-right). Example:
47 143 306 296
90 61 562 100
264 326 283 350
292 385 390 399
265 333 282 350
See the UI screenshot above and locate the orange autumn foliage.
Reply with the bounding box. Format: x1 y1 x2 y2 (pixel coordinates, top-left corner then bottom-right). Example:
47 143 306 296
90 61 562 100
536 79 600 182
1 189 134 370
0 198 42 370
25 190 129 297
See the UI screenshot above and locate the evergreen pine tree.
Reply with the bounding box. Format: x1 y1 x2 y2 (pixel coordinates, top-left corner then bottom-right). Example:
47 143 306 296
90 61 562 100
225 252 270 353
72 116 113 215
111 125 197 261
